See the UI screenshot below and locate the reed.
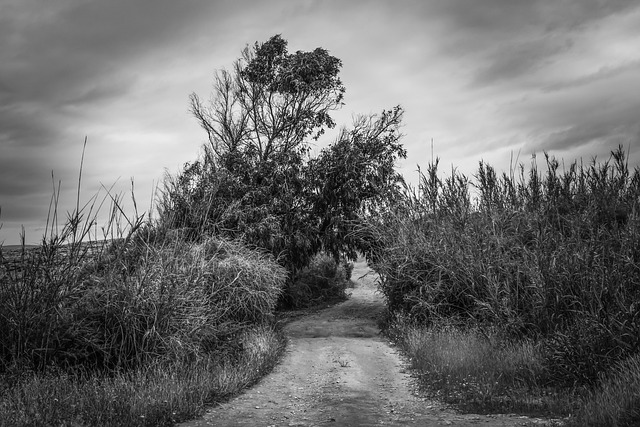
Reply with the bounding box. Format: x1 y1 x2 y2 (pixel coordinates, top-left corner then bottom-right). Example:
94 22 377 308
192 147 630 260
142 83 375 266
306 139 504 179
370 146 640 421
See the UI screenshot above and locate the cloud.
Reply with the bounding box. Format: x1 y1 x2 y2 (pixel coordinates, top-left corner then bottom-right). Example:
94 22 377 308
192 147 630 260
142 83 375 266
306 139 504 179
430 0 637 38
542 60 640 92
531 104 640 153
425 0 640 88
2 0 640 244
471 36 573 87
411 0 640 168
0 0 224 106
0 0 227 243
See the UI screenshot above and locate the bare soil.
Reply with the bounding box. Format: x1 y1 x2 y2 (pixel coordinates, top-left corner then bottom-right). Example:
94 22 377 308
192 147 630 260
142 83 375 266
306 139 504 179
180 259 551 426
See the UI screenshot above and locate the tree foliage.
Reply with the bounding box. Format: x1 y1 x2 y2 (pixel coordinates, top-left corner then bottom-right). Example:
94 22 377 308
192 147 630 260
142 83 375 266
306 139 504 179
159 35 405 278
190 34 344 167
307 106 407 262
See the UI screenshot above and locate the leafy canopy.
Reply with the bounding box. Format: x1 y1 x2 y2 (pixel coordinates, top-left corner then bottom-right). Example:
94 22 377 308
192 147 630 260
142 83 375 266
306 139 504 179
159 35 405 277
191 34 344 167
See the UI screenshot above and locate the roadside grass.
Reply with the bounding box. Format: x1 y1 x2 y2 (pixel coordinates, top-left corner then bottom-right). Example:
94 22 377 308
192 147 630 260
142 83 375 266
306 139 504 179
0 324 285 427
567 353 640 427
0 223 289 426
386 317 576 417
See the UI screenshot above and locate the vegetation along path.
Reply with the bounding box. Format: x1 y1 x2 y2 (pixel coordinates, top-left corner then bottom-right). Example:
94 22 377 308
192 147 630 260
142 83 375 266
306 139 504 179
180 259 549 426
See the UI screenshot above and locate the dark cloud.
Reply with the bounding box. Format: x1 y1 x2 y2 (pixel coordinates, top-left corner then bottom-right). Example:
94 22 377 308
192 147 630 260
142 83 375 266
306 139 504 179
0 91 82 203
417 0 640 161
511 67 640 154
426 0 640 87
533 108 640 153
0 0 230 243
0 0 220 107
430 0 638 38
472 36 573 87
542 61 640 92
539 0 640 31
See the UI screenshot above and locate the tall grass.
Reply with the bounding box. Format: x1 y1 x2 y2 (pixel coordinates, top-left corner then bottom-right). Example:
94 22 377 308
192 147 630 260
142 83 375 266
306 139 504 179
368 146 640 420
0 145 289 425
570 353 640 426
1 196 285 373
0 324 285 427
387 316 574 416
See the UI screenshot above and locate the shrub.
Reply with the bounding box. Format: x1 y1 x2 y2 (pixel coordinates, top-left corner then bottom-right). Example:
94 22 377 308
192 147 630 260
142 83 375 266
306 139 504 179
340 257 354 281
282 253 348 308
0 145 289 425
0 230 286 372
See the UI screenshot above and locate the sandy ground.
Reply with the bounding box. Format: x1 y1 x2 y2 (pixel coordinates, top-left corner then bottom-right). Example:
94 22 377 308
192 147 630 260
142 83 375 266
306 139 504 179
179 259 550 427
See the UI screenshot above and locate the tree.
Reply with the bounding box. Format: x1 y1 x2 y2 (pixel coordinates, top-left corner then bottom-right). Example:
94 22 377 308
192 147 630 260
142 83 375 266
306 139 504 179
190 34 344 170
161 35 406 277
163 35 345 272
307 106 407 262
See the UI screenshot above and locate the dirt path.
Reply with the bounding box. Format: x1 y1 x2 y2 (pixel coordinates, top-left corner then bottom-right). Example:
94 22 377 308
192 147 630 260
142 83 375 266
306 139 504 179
180 259 547 426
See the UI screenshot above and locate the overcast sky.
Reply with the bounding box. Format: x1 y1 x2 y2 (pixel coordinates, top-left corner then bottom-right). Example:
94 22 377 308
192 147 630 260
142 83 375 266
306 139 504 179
2 0 640 245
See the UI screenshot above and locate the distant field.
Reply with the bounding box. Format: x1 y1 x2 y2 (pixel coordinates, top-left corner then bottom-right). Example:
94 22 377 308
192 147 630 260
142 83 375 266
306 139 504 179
1 244 39 251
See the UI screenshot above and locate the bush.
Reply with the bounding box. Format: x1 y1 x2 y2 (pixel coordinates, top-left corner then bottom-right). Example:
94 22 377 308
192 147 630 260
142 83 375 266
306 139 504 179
0 152 289 425
0 230 286 372
341 258 354 281
542 314 640 387
282 253 349 308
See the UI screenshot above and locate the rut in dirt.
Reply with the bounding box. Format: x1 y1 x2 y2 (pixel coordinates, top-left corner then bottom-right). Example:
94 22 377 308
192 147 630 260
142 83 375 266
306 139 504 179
179 259 545 426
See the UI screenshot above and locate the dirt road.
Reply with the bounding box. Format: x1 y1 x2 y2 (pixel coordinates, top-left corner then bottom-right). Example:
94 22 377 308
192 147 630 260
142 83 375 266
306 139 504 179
180 259 547 426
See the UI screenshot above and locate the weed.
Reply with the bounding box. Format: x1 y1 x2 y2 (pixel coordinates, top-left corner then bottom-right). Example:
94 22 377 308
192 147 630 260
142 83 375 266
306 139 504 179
569 353 640 426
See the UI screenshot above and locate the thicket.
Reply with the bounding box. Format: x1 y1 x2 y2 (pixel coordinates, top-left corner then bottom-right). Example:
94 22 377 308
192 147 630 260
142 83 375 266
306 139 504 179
158 35 406 308
368 146 640 390
285 252 351 309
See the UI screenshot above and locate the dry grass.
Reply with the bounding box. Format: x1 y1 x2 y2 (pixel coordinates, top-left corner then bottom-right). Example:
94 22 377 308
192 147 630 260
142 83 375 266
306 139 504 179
0 324 285 427
569 353 640 426
388 317 573 416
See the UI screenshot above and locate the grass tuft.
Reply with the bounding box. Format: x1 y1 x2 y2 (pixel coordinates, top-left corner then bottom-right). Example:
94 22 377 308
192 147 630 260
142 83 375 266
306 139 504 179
569 353 640 426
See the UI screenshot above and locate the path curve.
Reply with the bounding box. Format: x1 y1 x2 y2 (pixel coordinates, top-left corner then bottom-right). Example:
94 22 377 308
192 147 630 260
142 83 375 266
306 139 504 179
180 259 547 426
